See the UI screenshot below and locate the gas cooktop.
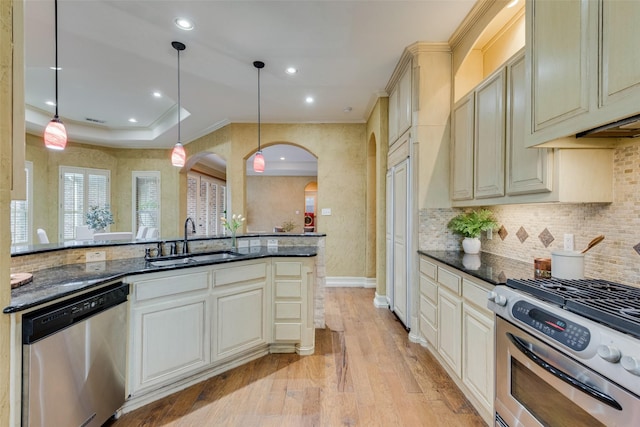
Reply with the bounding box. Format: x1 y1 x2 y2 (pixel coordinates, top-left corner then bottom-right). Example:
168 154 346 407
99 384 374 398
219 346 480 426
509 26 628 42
506 278 640 339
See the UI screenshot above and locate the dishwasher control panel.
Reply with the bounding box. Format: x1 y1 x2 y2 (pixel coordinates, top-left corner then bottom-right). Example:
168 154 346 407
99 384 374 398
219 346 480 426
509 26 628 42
22 282 129 344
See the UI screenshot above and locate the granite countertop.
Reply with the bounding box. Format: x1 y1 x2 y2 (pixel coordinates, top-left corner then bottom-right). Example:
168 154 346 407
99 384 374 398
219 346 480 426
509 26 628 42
6 246 317 314
418 250 534 286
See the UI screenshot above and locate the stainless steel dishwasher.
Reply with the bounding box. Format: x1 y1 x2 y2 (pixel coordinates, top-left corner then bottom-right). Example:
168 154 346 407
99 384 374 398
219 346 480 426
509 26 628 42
22 282 129 427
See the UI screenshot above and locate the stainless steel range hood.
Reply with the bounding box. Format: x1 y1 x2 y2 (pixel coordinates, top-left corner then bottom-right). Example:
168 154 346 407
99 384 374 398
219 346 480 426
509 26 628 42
576 114 640 138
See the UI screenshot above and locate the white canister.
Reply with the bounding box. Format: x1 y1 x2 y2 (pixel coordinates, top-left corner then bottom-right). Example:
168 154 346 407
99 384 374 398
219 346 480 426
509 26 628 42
551 250 585 279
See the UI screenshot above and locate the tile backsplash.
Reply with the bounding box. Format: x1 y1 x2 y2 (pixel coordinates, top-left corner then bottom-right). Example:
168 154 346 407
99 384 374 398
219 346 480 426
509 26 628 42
420 140 640 287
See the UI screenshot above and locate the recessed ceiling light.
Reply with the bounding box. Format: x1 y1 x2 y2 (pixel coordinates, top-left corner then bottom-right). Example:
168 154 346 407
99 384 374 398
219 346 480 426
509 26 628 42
286 67 298 75
49 66 62 71
344 107 353 113
506 0 519 8
174 18 194 30
152 91 162 98
45 101 56 106
305 96 314 104
128 118 138 123
280 157 286 161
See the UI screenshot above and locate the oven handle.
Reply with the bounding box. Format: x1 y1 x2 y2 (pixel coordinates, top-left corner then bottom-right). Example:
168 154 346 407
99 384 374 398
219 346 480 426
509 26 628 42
507 332 622 410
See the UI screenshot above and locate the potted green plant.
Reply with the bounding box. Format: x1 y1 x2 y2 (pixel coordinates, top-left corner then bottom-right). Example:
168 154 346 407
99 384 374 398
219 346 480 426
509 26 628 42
447 209 498 254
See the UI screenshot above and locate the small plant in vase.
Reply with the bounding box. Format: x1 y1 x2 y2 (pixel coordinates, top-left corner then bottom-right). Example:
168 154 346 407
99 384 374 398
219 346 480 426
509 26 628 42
281 219 297 233
221 213 245 249
447 209 498 254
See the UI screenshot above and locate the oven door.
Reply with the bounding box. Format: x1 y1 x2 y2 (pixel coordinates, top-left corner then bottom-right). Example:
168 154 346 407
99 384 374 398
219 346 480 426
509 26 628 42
495 317 639 427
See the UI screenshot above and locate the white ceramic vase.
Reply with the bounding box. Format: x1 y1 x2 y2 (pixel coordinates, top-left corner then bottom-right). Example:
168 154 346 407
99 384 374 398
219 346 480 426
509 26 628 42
462 237 481 254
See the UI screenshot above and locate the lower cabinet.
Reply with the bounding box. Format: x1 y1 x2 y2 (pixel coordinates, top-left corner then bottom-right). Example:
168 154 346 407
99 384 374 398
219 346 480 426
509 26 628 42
128 268 211 395
125 257 315 402
417 255 495 425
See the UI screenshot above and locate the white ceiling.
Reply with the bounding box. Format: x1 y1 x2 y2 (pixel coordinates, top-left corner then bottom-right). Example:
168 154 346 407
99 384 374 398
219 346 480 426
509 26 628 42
23 0 477 152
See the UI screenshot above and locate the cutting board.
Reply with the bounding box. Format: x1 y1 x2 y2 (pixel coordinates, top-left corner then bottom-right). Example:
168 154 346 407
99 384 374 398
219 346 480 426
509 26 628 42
10 273 33 289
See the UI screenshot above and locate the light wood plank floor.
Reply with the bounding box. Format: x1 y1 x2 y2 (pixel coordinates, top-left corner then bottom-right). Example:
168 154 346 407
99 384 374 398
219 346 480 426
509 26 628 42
108 288 486 426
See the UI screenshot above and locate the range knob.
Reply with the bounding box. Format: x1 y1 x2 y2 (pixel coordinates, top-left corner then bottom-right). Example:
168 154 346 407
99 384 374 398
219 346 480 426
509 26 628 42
597 345 621 363
493 294 507 306
621 356 640 376
488 291 498 301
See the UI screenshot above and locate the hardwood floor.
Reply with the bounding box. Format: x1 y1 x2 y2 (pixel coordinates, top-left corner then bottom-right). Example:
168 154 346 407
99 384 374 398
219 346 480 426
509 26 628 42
108 288 487 426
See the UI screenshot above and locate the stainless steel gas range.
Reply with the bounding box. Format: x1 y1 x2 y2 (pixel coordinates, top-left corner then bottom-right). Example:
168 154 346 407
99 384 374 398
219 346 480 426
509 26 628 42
488 278 640 427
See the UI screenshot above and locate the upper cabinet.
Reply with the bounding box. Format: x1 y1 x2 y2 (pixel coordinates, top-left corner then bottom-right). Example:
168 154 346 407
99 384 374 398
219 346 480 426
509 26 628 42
388 62 412 146
525 0 640 147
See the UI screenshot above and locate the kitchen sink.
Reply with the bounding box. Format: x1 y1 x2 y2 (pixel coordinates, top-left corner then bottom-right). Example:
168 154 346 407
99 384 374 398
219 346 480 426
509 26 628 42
149 258 192 267
188 252 240 262
148 251 240 267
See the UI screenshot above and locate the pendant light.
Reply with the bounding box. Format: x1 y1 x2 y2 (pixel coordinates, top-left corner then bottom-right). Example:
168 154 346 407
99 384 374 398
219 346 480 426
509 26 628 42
253 61 265 173
171 41 187 167
44 0 67 150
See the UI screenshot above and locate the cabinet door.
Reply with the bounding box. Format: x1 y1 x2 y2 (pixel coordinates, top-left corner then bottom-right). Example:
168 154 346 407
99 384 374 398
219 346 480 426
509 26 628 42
392 160 409 327
419 273 437 347
462 303 494 416
475 69 505 199
451 93 475 201
526 0 590 140
506 52 552 195
389 87 399 145
213 283 266 361
397 64 412 137
437 287 462 376
130 295 210 394
599 0 640 111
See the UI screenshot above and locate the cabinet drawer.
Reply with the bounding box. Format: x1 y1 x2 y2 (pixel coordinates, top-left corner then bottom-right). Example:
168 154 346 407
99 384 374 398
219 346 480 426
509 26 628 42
420 258 437 280
420 315 437 347
274 323 301 341
438 268 462 295
275 262 301 277
420 276 438 304
275 281 302 298
463 279 492 315
275 302 301 320
420 295 437 325
134 271 209 302
215 262 266 286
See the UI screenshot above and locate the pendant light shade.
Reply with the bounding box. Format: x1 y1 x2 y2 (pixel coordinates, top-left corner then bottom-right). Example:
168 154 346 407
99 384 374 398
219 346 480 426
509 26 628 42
44 0 67 150
171 41 187 167
253 61 265 173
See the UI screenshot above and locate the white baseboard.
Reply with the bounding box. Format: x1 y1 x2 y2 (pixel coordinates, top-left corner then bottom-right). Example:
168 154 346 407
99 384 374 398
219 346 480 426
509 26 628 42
373 292 389 308
325 276 376 288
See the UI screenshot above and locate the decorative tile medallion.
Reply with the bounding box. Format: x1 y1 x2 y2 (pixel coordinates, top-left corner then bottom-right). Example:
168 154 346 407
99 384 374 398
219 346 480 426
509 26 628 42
516 226 529 243
634 242 640 256
498 271 507 283
538 228 555 248
498 225 508 241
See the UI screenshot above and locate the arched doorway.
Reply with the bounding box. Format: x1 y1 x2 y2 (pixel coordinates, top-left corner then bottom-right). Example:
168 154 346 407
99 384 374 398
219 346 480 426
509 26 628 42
245 144 317 233
185 151 228 236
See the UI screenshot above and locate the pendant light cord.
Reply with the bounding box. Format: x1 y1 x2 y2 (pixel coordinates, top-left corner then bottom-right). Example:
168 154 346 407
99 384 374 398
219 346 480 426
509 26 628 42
54 0 59 119
257 65 261 151
177 48 181 143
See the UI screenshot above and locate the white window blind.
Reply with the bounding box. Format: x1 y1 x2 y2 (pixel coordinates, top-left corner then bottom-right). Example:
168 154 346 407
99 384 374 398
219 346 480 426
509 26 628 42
132 171 161 234
59 166 110 241
187 172 226 236
10 161 33 245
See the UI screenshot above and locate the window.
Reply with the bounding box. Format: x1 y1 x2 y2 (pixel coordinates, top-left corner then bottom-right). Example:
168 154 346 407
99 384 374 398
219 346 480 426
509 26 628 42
10 161 33 246
132 171 161 235
59 166 110 241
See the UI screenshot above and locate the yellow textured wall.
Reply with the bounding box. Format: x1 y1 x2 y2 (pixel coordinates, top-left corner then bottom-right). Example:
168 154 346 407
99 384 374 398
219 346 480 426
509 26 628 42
246 175 316 233
483 12 525 76
0 2 13 424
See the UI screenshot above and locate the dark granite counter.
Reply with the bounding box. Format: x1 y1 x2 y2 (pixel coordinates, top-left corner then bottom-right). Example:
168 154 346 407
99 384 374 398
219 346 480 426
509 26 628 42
418 250 534 286
6 246 317 314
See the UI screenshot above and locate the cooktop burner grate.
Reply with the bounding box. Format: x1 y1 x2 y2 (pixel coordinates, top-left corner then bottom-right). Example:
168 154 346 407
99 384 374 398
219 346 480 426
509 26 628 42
566 298 640 339
506 278 640 338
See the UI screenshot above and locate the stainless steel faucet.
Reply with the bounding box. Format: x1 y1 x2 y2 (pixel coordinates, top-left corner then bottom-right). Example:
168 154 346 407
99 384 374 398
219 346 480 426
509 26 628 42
183 217 196 254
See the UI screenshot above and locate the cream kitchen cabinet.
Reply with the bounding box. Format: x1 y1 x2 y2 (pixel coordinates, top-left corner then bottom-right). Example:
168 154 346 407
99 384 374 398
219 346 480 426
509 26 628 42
418 258 438 347
272 259 315 355
525 0 640 147
451 92 475 201
417 254 494 425
388 62 412 146
212 261 269 362
461 279 494 418
128 268 211 395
